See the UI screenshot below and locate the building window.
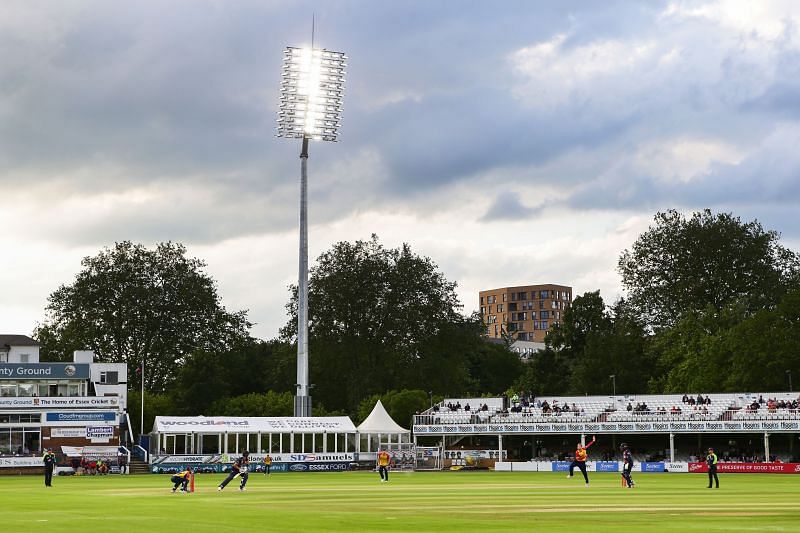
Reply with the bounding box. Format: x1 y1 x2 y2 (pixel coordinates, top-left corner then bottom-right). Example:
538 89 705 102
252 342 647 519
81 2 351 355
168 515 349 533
497 304 504 312
480 296 484 304
480 306 485 315
517 322 525 331
502 293 507 302
487 315 497 324
488 305 492 314
508 303 518 311
540 311 550 319
517 292 527 301
99 371 119 385
539 290 549 299
487 295 496 304
539 301 544 309
541 321 548 329
0 352 7 363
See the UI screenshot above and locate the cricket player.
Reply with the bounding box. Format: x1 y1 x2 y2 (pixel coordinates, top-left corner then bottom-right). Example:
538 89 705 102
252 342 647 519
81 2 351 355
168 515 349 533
377 448 391 482
171 468 193 493
620 443 635 488
263 454 272 476
218 451 250 492
567 436 596 486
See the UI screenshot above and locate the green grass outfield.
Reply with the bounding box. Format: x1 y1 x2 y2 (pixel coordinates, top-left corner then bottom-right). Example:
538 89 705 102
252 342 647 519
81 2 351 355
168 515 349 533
1 471 798 532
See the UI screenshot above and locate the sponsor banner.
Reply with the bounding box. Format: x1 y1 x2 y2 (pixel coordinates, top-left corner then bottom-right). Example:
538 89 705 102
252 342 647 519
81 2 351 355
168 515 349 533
689 462 800 474
155 416 357 433
666 462 689 473
261 453 355 463
51 428 88 438
0 363 89 380
45 412 117 424
595 461 620 472
60 445 119 459
641 462 666 472
87 426 114 439
551 461 572 472
154 455 211 464
0 456 42 468
413 419 800 434
443 450 506 460
0 396 120 409
494 461 539 472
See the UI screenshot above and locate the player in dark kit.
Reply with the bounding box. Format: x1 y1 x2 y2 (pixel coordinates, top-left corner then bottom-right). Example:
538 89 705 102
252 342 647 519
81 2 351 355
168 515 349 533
218 451 250 492
43 448 57 487
170 468 193 493
620 443 635 488
706 447 719 488
567 436 596 486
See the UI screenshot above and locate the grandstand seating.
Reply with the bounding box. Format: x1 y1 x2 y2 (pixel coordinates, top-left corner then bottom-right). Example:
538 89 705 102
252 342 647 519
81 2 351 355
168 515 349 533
416 392 800 426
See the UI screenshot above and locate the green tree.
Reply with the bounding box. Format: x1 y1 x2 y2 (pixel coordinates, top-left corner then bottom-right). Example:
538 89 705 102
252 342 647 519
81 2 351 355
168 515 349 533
34 241 251 392
209 391 294 417
127 390 176 439
514 347 572 396
281 235 479 412
618 209 800 330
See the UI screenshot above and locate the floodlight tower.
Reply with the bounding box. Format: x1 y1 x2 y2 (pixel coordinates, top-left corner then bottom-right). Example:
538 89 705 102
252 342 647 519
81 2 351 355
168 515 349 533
278 46 346 417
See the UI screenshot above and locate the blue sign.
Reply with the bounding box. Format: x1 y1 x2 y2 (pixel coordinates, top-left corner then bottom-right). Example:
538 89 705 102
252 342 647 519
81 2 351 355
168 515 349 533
596 461 620 472
641 462 666 472
551 461 572 471
46 412 116 422
0 363 90 380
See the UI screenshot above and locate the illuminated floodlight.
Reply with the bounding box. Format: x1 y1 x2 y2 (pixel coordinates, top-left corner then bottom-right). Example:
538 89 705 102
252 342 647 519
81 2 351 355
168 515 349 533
278 47 347 142
277 44 347 417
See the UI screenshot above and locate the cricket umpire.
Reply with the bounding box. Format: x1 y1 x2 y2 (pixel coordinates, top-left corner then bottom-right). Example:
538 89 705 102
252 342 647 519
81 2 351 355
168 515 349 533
43 448 57 487
706 447 719 488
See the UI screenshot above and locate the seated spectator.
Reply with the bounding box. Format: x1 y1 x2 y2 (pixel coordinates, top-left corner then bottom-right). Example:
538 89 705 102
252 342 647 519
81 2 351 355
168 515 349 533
627 402 633 411
682 394 689 404
464 403 471 412
697 394 704 405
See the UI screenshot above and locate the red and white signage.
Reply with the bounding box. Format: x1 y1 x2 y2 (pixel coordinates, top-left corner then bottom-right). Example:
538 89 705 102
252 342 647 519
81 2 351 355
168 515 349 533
689 462 800 474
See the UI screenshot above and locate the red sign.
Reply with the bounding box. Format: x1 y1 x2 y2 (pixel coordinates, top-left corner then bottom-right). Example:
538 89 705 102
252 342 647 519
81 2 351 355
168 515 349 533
689 462 800 474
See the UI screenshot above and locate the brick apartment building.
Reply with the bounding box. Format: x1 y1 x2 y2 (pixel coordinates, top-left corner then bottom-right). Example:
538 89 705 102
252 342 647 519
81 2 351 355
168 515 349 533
479 284 572 343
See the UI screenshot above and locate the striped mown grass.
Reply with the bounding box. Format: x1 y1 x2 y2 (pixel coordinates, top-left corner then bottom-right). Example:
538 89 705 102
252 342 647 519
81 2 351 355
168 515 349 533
1 470 798 532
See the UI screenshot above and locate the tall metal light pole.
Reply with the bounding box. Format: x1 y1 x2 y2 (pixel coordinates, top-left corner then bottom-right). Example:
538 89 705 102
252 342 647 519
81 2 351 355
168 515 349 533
609 374 616 397
278 46 346 417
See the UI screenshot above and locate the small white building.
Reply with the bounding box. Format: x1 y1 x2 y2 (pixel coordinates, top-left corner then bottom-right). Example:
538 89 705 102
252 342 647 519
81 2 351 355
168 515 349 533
0 334 128 463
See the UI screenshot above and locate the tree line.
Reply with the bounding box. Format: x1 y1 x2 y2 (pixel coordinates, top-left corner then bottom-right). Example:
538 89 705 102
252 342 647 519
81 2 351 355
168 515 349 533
35 210 800 435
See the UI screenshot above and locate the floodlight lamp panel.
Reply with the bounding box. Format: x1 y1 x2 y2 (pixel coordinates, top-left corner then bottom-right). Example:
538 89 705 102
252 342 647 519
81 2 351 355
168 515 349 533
278 46 346 140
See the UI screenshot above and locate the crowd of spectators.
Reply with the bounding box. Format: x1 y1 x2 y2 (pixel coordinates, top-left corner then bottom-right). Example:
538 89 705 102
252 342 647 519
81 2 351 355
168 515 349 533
70 456 111 475
682 394 712 406
744 395 800 412
433 402 490 413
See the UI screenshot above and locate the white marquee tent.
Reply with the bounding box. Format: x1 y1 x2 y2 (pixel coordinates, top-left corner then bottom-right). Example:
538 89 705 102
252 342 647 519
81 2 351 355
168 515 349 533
356 400 411 453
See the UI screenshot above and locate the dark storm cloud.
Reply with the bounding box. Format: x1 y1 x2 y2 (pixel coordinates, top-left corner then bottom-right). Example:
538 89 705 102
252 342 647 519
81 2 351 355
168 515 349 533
481 191 542 222
2 0 800 245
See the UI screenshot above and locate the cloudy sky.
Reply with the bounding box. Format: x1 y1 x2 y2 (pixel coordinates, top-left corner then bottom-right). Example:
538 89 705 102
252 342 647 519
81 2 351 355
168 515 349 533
2 0 800 341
